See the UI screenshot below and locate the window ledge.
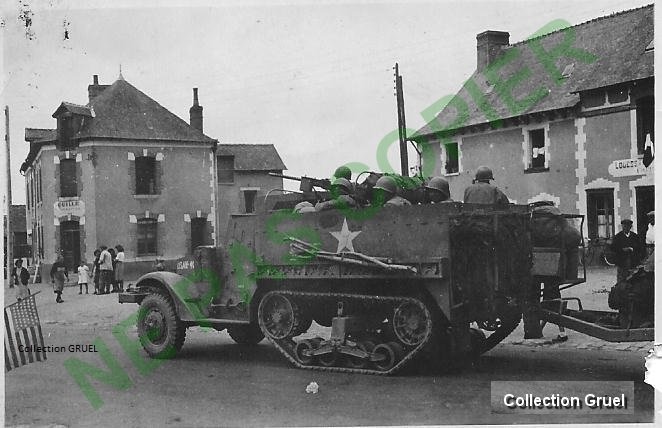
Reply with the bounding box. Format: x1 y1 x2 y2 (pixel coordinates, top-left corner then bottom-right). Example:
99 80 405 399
133 194 160 199
524 167 550 174
217 182 235 186
444 172 460 177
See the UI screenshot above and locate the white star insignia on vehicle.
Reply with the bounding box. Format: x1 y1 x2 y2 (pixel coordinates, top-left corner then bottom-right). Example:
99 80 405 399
330 218 361 253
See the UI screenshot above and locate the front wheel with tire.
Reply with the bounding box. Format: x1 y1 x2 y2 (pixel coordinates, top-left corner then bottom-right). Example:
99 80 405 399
137 293 186 359
227 324 265 345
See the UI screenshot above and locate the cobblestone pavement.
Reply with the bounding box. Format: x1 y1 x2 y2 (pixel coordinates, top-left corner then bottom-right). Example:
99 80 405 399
501 265 653 354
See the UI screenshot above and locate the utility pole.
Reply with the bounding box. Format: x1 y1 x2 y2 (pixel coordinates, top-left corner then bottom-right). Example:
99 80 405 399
394 63 409 177
5 106 13 288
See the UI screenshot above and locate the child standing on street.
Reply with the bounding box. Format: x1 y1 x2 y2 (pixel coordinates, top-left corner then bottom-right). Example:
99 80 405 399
78 260 90 294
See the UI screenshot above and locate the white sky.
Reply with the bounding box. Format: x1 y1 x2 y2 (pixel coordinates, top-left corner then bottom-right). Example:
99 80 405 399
1 0 654 204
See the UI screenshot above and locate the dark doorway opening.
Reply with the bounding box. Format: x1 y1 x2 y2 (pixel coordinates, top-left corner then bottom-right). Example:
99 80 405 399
60 221 80 269
191 218 209 253
636 185 655 236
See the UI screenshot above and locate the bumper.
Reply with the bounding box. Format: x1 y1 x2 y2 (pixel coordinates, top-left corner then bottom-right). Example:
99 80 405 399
118 290 150 304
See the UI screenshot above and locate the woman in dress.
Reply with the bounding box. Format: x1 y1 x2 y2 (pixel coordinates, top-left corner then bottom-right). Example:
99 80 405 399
115 245 125 292
50 254 69 303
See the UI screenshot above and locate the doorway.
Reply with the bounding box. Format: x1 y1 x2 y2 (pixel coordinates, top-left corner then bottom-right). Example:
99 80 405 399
190 218 209 253
60 221 80 269
636 186 655 236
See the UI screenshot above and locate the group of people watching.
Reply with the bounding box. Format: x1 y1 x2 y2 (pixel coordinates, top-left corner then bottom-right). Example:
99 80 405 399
45 244 125 303
295 165 508 213
91 245 126 295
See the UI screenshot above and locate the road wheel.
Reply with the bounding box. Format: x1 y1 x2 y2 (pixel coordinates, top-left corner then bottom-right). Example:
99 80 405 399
372 341 403 372
227 324 265 345
137 293 186 359
294 339 316 365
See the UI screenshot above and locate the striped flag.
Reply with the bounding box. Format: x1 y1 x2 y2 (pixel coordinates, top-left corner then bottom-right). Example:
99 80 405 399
5 292 47 371
643 133 655 168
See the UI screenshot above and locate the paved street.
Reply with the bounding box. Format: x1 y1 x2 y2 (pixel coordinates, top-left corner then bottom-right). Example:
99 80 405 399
4 266 654 427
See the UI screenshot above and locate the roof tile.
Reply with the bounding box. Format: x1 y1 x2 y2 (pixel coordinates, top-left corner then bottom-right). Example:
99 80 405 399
414 5 653 138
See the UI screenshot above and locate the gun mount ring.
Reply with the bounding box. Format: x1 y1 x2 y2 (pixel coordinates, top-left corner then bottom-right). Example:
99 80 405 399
392 301 431 346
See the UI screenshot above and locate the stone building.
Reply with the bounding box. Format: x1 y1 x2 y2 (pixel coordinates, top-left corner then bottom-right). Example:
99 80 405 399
21 75 284 277
412 5 654 241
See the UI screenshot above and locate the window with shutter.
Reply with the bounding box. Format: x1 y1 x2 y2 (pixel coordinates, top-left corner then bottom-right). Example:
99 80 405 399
59 159 77 197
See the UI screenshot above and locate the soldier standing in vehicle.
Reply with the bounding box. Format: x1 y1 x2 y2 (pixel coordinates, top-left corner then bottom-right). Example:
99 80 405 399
333 165 352 181
315 178 358 211
463 166 509 205
372 176 411 206
611 219 645 282
425 177 452 203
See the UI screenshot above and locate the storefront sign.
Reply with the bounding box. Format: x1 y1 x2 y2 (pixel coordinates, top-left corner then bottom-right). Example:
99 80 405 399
608 158 653 177
54 199 85 218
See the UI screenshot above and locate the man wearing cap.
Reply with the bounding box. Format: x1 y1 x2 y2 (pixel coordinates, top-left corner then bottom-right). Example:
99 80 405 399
611 219 645 282
463 166 509 205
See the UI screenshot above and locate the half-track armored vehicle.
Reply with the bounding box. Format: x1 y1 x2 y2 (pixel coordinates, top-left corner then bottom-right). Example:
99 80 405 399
119 185 653 374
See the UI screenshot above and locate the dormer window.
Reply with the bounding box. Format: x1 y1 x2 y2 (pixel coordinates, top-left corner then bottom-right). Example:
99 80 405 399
52 102 92 150
58 114 75 149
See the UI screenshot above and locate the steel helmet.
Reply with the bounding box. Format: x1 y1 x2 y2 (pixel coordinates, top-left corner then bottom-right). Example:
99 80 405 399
333 166 352 181
475 166 494 181
373 175 397 194
425 177 450 198
332 177 352 194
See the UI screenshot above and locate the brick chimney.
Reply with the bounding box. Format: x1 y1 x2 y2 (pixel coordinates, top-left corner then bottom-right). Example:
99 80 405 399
189 88 203 133
87 75 110 104
476 31 510 71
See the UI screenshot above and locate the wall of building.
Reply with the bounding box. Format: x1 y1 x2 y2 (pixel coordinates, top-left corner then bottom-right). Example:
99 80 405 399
427 121 579 207
423 105 654 239
216 172 283 241
88 142 214 265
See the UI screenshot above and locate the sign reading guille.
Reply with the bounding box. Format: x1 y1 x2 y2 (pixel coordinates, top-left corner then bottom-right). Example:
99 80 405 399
53 199 85 218
608 158 654 177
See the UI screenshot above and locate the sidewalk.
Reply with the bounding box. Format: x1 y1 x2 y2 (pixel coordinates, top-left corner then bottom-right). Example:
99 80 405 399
502 265 653 353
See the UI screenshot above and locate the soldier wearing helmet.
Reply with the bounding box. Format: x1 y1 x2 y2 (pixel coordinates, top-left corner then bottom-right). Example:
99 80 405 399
333 166 352 181
314 177 358 211
463 166 509 205
425 177 452 203
372 175 411 207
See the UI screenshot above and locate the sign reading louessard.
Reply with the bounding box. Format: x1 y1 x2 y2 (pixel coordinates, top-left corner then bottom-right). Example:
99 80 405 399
608 158 653 177
53 199 85 218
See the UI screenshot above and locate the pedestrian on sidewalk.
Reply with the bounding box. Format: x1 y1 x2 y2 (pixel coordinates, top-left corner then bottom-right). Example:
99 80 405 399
15 259 31 301
92 249 101 295
50 255 69 303
108 247 118 292
115 245 125 292
611 219 645 282
99 245 113 294
78 260 90 294
10 260 19 288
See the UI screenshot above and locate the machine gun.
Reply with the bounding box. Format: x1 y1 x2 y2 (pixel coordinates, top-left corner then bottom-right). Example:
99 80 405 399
269 173 332 201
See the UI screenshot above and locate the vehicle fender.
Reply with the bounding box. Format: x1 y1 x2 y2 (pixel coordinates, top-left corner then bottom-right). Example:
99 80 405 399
134 271 216 323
